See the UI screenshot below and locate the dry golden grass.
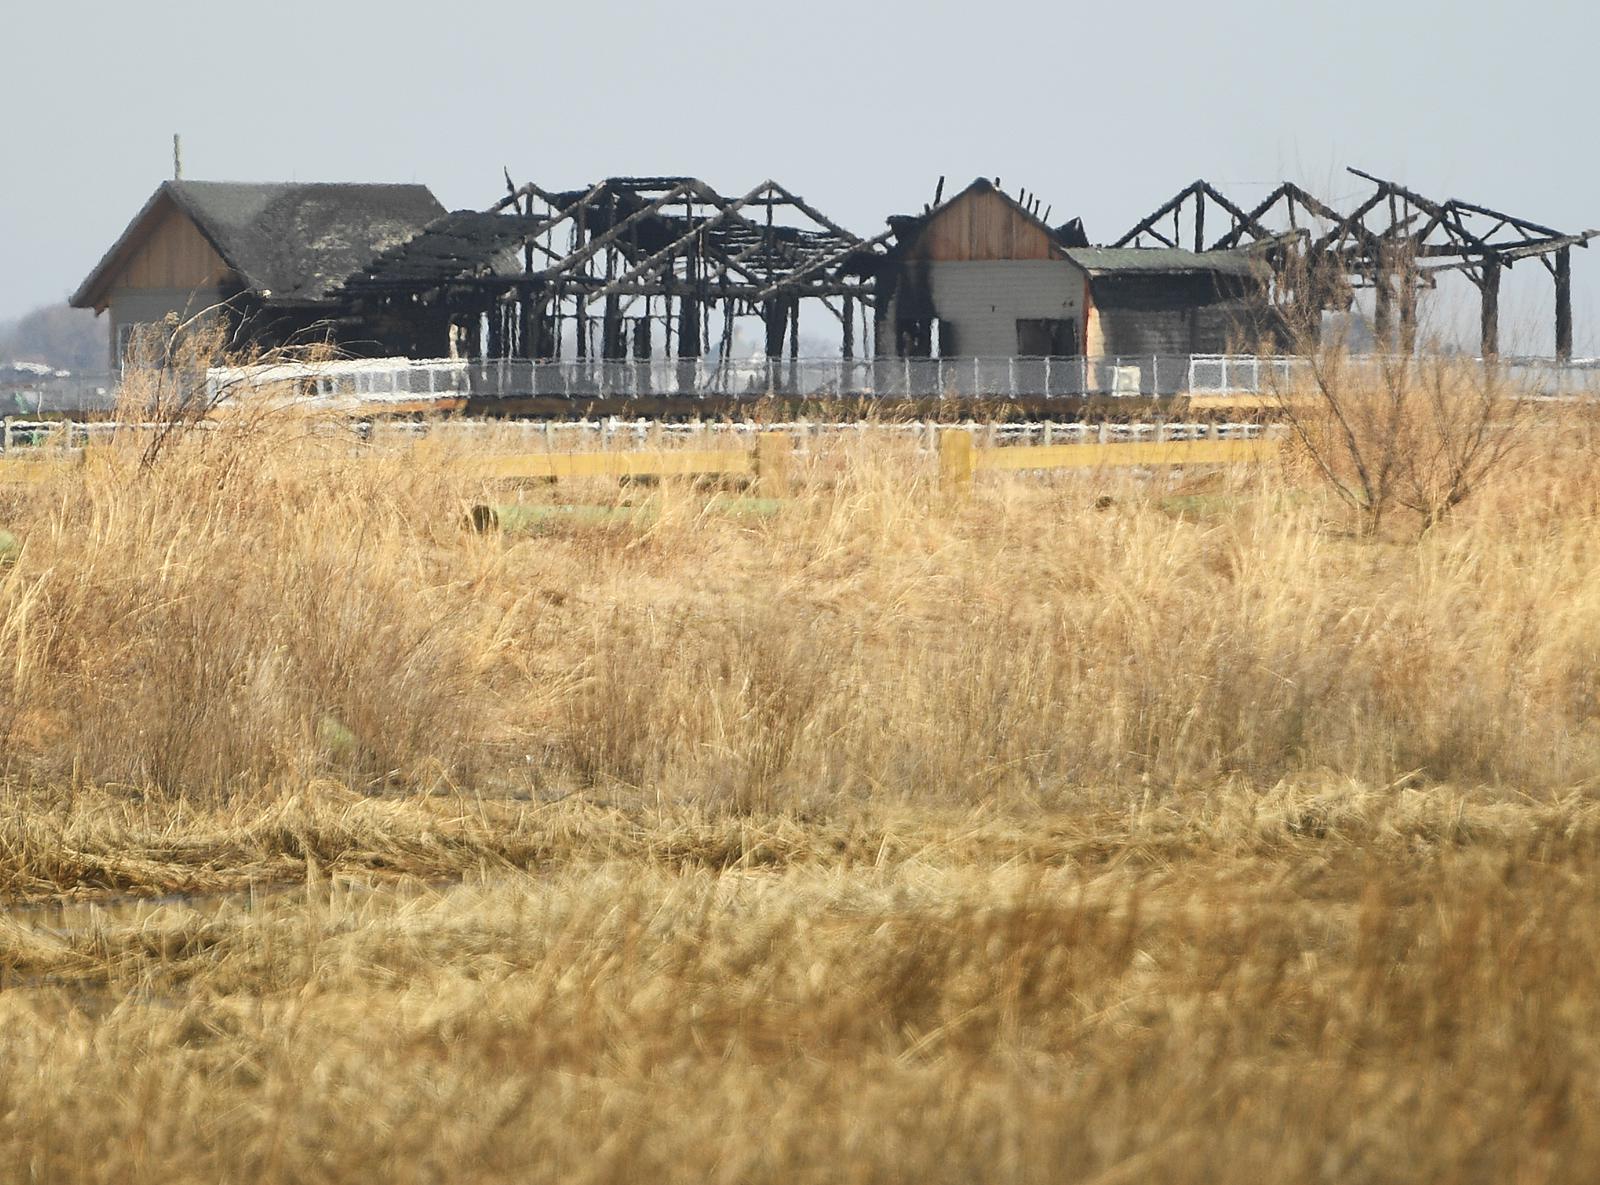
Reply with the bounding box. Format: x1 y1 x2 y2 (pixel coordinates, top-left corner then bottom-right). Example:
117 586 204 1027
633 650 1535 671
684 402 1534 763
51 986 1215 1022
3 368 1600 1181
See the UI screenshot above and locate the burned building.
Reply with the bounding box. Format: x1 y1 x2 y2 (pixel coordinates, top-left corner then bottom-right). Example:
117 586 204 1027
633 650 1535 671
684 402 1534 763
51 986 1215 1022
336 177 886 383
70 180 446 368
70 167 1593 394
873 178 1277 371
1114 170 1597 360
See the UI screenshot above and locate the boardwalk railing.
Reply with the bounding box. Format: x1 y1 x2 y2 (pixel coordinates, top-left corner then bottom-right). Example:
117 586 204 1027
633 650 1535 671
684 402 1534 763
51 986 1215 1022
203 354 1247 403
203 353 1600 403
9 353 1598 414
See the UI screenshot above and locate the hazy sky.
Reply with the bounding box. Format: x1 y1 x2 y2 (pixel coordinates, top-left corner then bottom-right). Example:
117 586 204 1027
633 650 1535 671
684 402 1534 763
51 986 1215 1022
5 0 1595 353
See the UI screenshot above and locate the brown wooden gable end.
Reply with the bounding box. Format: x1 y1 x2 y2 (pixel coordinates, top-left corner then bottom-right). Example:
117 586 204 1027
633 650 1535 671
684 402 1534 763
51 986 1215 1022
113 200 232 298
76 194 234 312
908 186 1064 263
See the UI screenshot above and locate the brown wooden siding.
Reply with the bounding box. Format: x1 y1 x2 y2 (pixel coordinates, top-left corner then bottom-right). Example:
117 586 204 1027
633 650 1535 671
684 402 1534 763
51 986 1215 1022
115 201 232 293
912 189 1060 262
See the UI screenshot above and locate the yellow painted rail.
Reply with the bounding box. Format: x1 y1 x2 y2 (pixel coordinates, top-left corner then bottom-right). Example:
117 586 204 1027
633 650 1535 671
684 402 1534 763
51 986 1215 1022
941 430 1278 488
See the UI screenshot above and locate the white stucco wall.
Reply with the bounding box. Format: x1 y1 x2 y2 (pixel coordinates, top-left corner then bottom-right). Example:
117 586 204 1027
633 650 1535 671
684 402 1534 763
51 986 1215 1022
107 287 224 367
928 260 1086 356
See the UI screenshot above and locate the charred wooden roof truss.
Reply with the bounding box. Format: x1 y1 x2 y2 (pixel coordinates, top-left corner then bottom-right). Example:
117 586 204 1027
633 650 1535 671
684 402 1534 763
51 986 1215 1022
340 176 886 364
348 177 884 306
1114 167 1596 357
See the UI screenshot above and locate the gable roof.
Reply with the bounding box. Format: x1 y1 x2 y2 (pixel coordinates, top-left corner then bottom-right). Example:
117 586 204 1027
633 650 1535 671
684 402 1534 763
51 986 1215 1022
890 177 1073 261
888 178 1268 278
71 180 445 310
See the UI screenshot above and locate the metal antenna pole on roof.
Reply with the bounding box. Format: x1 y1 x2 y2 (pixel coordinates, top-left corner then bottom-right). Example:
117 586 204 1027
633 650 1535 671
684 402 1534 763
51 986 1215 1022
173 134 182 180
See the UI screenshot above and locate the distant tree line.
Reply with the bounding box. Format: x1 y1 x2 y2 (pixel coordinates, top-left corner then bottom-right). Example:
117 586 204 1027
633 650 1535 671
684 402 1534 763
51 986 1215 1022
0 304 108 373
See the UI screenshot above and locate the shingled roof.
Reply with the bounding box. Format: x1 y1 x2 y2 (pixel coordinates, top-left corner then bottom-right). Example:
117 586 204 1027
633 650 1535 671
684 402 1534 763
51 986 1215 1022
340 210 551 292
72 181 445 310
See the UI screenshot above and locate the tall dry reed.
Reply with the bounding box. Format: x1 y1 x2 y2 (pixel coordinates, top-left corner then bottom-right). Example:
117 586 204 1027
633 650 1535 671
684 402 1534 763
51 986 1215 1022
3 369 1600 802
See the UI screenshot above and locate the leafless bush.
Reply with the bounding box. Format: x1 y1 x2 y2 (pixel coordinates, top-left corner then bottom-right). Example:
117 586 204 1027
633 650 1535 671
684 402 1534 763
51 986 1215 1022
1265 249 1530 534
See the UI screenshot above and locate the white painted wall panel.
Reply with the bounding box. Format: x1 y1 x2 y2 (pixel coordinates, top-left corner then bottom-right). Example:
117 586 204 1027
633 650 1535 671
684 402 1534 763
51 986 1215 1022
928 260 1086 356
108 287 223 368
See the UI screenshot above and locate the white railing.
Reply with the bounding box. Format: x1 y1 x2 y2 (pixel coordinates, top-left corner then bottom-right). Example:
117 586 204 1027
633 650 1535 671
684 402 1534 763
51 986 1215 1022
209 353 1600 403
9 353 1600 415
205 353 1298 402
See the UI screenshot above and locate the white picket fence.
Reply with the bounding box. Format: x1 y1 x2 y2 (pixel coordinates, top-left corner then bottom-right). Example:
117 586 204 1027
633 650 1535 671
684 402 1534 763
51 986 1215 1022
0 415 1276 458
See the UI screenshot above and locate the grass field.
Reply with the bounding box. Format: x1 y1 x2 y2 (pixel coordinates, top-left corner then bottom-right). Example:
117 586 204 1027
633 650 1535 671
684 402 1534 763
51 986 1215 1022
3 376 1600 1182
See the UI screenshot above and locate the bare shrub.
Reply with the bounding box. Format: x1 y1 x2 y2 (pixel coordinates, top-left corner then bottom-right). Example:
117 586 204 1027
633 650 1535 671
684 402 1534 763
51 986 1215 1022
1265 250 1531 534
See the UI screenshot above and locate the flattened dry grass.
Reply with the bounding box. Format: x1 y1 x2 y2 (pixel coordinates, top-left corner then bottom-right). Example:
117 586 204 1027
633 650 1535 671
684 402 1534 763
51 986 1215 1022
3 385 1600 1181
4 784 1599 1183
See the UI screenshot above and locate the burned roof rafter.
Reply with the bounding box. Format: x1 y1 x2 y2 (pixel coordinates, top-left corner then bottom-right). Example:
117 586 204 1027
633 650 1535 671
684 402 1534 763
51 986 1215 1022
1118 167 1597 273
1113 166 1597 359
344 175 883 306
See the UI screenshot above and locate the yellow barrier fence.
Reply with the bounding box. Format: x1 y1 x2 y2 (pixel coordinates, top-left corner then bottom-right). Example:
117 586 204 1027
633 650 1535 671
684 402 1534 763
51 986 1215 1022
939 429 1279 490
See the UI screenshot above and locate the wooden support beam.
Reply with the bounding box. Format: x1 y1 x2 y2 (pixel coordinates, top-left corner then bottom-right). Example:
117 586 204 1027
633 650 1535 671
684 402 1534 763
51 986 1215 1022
750 228 891 301
678 294 701 359
788 299 800 390
1373 269 1393 351
1555 246 1573 362
1481 256 1501 359
1398 264 1418 357
1111 181 1205 248
602 294 625 360
763 299 787 372
532 181 697 280
632 314 652 394
587 181 776 299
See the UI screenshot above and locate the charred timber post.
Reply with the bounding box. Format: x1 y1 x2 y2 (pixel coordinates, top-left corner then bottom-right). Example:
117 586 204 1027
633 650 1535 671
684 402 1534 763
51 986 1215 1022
633 315 652 394
486 302 504 358
677 293 700 386
678 288 702 359
1481 256 1502 360
763 299 787 390
1398 259 1419 357
528 295 554 360
788 299 800 391
603 295 625 360
842 295 854 360
1373 267 1393 351
1555 247 1573 362
677 239 702 391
